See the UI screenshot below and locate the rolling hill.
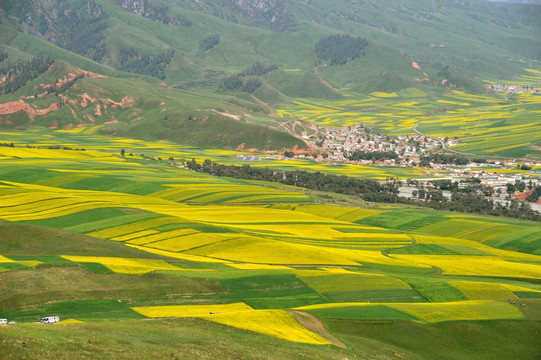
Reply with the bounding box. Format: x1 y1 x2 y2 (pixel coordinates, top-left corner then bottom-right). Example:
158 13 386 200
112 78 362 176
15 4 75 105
0 0 539 153
0 130 539 359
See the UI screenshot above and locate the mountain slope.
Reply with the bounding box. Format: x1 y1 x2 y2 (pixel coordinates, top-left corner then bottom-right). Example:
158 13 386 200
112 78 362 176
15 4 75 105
3 0 539 90
0 0 540 151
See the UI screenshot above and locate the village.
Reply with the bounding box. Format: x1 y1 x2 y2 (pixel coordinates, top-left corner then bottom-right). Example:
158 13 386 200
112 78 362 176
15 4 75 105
312 124 541 207
237 123 541 207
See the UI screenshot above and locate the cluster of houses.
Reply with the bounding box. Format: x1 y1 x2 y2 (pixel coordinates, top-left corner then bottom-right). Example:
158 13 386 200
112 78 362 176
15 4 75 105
309 124 455 165
484 83 541 94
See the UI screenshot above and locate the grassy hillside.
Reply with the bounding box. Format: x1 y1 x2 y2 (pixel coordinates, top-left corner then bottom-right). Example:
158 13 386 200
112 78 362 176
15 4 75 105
2 0 540 90
0 57 305 150
1 0 539 157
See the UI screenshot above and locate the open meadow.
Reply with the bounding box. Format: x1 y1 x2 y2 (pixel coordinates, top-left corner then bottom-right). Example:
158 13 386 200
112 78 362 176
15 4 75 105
0 131 540 359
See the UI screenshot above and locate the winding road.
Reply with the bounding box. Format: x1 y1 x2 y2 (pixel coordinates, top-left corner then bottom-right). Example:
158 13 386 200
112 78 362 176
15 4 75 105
413 123 475 156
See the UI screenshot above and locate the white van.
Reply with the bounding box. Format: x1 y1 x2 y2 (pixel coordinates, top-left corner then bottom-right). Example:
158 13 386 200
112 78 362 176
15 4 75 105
0 319 7 324
40 316 60 323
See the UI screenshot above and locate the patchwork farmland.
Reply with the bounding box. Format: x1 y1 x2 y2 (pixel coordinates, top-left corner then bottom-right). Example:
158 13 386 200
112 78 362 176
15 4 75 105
277 69 541 159
0 131 540 359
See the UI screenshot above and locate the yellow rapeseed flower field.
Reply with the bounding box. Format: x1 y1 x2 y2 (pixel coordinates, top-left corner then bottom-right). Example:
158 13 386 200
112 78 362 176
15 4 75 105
0 255 15 263
449 281 518 300
388 255 541 279
125 244 228 264
295 271 411 292
388 300 523 322
61 255 184 274
55 319 85 324
132 304 331 344
132 302 253 317
202 309 331 345
111 229 161 242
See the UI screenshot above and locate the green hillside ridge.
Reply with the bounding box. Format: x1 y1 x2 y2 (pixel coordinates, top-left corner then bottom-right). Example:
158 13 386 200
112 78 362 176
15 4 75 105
1 0 539 154
0 58 305 150
3 0 540 88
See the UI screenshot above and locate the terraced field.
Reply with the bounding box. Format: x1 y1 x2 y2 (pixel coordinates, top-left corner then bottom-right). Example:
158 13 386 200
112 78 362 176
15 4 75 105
0 131 540 355
277 69 541 159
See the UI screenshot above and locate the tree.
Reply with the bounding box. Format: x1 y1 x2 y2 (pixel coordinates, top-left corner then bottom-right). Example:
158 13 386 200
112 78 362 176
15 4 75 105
283 151 295 158
120 148 125 157
506 183 516 194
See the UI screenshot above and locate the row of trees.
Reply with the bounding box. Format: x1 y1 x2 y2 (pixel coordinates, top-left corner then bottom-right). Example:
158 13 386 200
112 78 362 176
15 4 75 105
219 76 262 93
526 186 541 203
218 62 277 93
119 48 175 79
50 74 84 96
200 34 220 51
184 159 540 221
315 34 368 65
188 159 401 203
419 153 470 166
0 56 54 94
349 150 399 162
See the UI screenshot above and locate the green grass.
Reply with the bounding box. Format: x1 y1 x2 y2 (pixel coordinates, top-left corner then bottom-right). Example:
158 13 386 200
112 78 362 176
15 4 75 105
0 318 360 360
22 208 146 229
396 276 468 303
326 318 541 360
219 274 317 301
323 289 425 303
0 266 225 314
306 305 417 321
0 222 167 258
0 299 144 322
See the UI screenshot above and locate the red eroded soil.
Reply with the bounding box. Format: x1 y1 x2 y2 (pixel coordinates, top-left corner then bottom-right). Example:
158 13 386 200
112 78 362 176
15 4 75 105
0 100 58 118
80 93 96 108
80 70 108 79
107 96 135 109
56 73 77 88
412 61 421 69
515 191 541 204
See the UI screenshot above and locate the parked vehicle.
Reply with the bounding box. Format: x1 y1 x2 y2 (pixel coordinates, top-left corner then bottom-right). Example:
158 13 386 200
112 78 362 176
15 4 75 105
40 316 60 323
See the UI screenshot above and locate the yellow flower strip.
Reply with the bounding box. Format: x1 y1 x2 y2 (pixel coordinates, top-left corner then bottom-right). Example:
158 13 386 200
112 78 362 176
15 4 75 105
132 302 253 318
296 300 524 322
132 303 330 345
388 255 541 279
202 310 331 345
125 244 228 264
387 300 523 322
61 255 184 274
